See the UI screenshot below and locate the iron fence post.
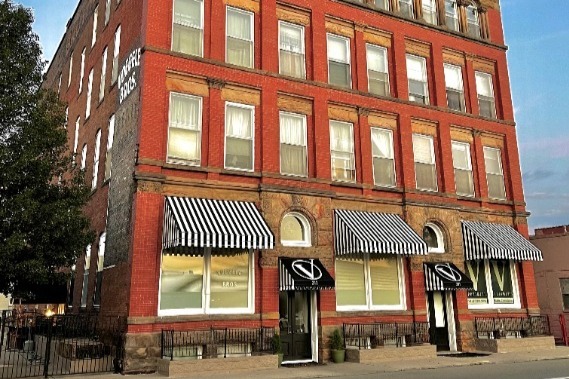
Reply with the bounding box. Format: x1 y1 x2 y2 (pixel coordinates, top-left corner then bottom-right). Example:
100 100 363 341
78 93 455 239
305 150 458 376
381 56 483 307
545 315 551 336
0 310 6 359
43 316 53 379
224 328 228 358
170 330 174 361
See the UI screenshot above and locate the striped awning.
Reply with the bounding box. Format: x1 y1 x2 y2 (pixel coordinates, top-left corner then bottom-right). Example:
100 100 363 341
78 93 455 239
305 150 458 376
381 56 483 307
424 263 473 292
334 209 428 256
162 197 274 251
279 258 335 291
462 221 542 261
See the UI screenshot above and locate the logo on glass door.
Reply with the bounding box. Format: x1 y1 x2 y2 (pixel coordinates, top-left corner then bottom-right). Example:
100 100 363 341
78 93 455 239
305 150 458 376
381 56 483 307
435 263 462 283
292 259 323 281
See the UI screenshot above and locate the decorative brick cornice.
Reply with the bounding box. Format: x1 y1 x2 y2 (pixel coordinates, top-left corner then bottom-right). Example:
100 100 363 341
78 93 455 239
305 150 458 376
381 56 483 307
357 107 371 116
207 78 226 89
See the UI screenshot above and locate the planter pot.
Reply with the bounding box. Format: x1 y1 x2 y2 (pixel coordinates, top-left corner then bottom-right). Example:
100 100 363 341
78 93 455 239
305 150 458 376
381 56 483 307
331 349 345 363
277 353 283 367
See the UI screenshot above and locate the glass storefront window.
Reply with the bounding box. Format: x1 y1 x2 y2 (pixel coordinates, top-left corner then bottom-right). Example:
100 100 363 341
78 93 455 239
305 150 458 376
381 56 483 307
370 258 400 306
335 259 367 307
490 260 514 305
466 260 488 305
160 255 203 310
210 253 249 309
466 259 518 308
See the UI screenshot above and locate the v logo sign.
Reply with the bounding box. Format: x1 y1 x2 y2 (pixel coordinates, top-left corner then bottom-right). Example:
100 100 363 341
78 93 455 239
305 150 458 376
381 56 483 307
466 261 481 291
491 261 507 291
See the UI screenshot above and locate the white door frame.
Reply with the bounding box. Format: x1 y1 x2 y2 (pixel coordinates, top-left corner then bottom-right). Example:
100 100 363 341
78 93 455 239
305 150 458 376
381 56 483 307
445 291 458 352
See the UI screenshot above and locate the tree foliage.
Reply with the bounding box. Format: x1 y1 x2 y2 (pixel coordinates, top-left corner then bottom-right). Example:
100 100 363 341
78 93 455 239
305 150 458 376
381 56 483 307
0 0 93 299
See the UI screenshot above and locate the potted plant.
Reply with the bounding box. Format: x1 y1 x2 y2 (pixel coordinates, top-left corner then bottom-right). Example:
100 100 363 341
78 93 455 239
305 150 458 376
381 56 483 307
272 333 283 367
329 328 345 363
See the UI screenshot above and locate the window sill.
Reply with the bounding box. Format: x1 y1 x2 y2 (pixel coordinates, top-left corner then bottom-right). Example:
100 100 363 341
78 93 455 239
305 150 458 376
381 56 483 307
373 185 402 193
221 169 261 178
331 181 362 189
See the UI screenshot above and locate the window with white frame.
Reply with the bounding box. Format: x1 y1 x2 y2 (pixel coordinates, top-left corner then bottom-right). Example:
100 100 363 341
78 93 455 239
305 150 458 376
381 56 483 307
466 4 481 38
444 63 465 112
226 7 254 68
168 93 202 165
172 0 204 56
80 144 88 171
73 117 80 157
375 0 390 10
483 146 506 200
81 244 91 308
327 34 351 88
466 260 519 308
68 53 73 87
366 44 389 97
330 120 355 182
104 0 111 26
92 129 101 190
279 21 305 79
111 25 121 84
412 134 437 191
79 48 86 94
86 69 94 118
422 0 437 24
336 256 405 310
281 213 311 247
406 54 429 104
104 115 115 180
99 47 108 102
225 102 254 171
280 112 307 176
93 232 105 307
399 0 414 18
159 250 254 315
560 279 569 310
445 0 459 31
371 127 396 187
92 5 98 47
423 223 444 253
475 71 496 118
452 141 474 197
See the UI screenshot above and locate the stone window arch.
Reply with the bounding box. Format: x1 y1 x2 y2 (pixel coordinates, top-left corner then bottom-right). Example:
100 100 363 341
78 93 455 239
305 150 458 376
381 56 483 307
423 222 445 253
281 212 312 247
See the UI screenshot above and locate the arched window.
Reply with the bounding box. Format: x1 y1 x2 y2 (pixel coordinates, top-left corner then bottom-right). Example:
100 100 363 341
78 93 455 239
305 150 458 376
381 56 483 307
423 223 445 253
281 212 311 247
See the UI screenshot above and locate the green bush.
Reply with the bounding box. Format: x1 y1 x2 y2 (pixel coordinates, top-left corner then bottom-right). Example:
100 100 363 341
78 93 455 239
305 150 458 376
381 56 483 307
329 329 344 351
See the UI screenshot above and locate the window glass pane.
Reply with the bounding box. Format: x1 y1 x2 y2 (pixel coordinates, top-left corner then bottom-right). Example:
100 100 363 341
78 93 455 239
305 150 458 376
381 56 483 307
226 106 252 137
452 142 470 170
226 137 253 170
475 72 493 97
174 0 202 28
160 255 203 310
280 23 302 52
445 0 458 30
399 0 413 17
227 8 251 40
370 258 401 306
406 55 425 81
329 61 350 87
280 113 307 176
327 35 349 62
279 23 305 78
490 260 514 305
371 128 395 187
367 45 387 73
466 260 489 305
422 0 437 24
210 253 249 309
371 128 393 158
226 8 253 67
336 259 367 306
412 135 433 164
172 0 204 56
483 148 502 174
415 163 437 191
169 94 201 163
444 64 462 90
561 279 569 310
423 226 438 249
375 0 389 10
330 122 354 153
281 215 304 242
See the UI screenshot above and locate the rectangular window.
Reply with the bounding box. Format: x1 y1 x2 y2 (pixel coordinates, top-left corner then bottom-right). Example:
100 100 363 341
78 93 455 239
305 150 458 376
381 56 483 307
422 0 437 24
104 115 115 180
279 21 305 79
172 0 204 56
371 127 396 187
159 250 253 315
168 93 202 165
366 44 389 96
375 0 390 10
93 233 106 307
226 7 254 68
280 112 307 176
561 279 569 310
99 47 108 102
80 144 88 171
413 134 437 191
444 63 465 112
466 5 481 38
92 129 101 190
466 260 519 308
406 54 429 104
111 25 121 84
73 117 80 157
104 0 111 26
330 120 355 182
68 53 73 87
79 48 86 94
336 257 404 310
327 34 351 88
81 244 91 308
399 0 414 18
86 69 93 119
92 5 98 47
445 0 459 31
225 102 254 171
451 141 474 197
58 74 62 95
475 72 496 118
483 146 506 200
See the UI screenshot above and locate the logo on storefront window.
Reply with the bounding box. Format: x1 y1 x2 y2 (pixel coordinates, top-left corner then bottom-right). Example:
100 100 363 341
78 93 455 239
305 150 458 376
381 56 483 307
435 263 462 283
292 259 323 281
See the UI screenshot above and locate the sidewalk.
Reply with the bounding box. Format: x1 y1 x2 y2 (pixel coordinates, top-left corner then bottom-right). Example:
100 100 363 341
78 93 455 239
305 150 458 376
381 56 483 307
66 347 569 379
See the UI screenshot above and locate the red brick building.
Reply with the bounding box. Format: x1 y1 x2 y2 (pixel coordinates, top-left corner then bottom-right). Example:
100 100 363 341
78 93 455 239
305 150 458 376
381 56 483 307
44 0 544 371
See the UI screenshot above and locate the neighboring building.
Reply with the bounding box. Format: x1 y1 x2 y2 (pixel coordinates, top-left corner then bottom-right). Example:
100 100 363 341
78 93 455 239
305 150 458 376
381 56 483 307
43 0 543 372
0 295 12 311
531 226 569 344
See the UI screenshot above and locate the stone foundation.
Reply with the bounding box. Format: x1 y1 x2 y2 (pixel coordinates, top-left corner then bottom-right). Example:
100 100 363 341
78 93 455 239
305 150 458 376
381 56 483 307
345 344 437 363
124 332 161 373
157 355 278 377
476 336 555 353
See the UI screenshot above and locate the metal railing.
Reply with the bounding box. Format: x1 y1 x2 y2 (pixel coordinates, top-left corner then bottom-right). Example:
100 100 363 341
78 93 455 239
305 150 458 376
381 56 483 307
343 322 430 349
474 315 550 339
161 327 275 360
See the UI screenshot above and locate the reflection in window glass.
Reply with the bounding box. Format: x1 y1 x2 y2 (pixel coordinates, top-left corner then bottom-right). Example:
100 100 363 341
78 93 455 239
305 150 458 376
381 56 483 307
490 260 514 305
160 255 203 310
210 253 249 309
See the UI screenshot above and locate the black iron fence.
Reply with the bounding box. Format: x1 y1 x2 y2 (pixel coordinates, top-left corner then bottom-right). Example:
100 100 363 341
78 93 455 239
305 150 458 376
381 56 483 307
0 310 126 378
343 322 430 349
474 315 551 339
161 327 275 360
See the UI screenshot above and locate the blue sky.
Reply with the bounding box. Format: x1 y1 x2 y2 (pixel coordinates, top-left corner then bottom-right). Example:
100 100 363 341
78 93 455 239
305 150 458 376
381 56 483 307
17 0 569 233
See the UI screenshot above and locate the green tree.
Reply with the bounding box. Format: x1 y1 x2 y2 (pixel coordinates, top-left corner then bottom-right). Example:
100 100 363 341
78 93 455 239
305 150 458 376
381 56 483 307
0 0 93 300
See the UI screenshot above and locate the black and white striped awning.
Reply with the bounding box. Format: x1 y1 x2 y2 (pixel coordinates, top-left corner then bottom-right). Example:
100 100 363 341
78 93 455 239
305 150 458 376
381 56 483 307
279 258 335 291
462 221 542 261
424 263 473 292
162 197 274 251
334 209 428 256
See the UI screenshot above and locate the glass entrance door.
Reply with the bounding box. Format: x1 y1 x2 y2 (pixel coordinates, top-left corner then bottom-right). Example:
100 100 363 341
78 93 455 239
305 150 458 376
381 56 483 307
428 291 450 351
279 291 312 361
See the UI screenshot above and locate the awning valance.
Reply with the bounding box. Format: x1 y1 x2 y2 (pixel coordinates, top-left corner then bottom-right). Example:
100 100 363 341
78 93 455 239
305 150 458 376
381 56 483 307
162 197 274 251
279 258 335 291
424 263 474 292
462 221 542 261
334 209 428 256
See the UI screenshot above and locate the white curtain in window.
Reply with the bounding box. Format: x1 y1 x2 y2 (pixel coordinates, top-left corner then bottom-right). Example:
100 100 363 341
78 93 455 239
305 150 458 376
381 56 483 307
444 64 462 90
280 114 304 145
484 148 501 174
371 128 392 158
330 122 353 153
476 72 493 97
452 142 470 169
327 35 348 63
367 45 387 72
174 0 202 28
171 95 200 130
280 24 302 53
227 9 251 40
280 114 306 175
413 135 433 163
226 106 252 138
406 55 425 81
